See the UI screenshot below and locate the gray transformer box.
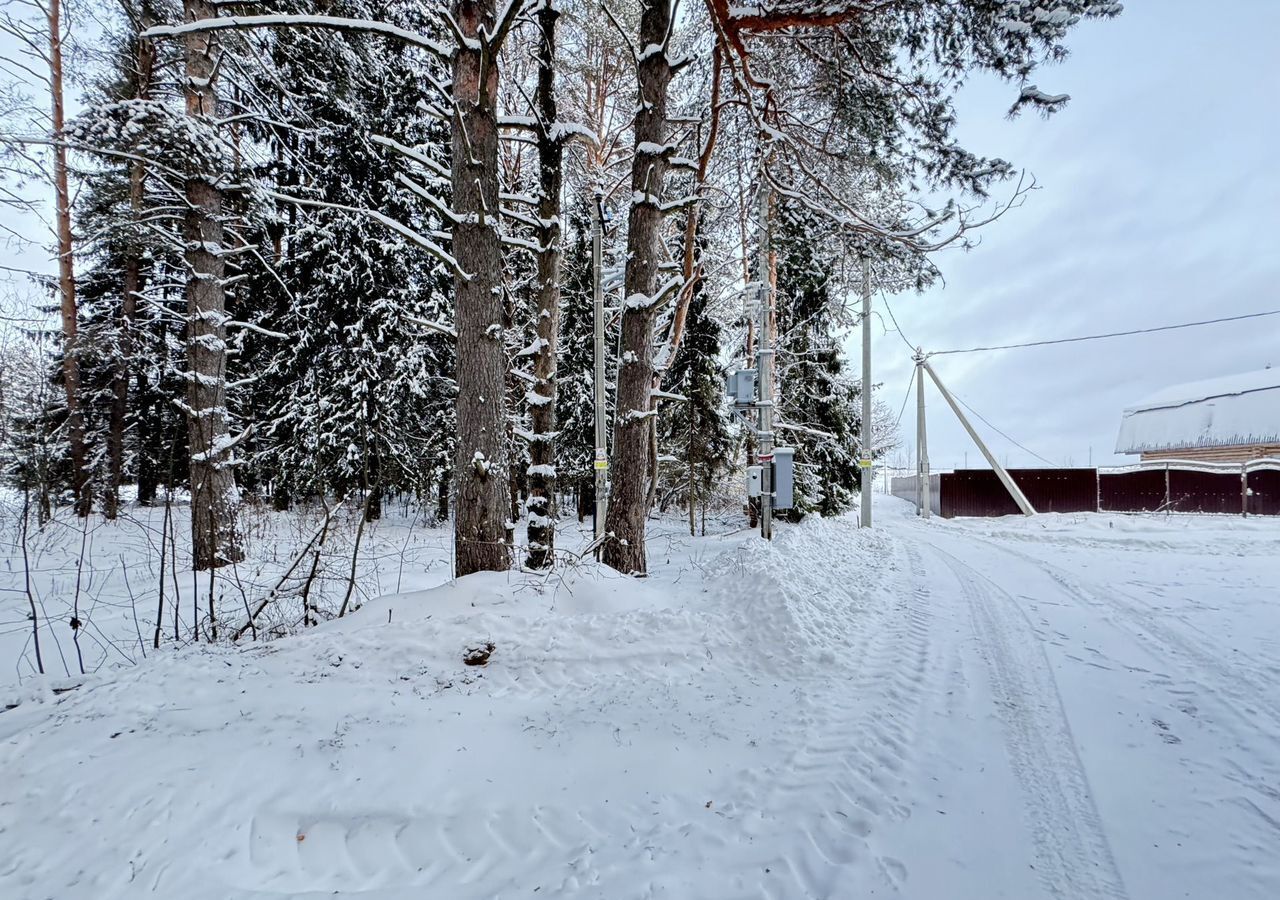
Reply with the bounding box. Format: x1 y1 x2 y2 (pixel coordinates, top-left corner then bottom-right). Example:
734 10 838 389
727 370 757 406
772 447 795 510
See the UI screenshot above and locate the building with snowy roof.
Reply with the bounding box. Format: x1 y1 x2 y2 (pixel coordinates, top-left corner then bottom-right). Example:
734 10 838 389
1115 368 1280 463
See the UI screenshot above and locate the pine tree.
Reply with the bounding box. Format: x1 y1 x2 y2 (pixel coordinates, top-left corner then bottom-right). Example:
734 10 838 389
602 0 675 575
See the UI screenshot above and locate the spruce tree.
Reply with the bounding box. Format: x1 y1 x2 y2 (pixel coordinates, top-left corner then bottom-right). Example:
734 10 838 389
555 202 597 520
257 22 452 518
657 228 733 530
774 203 862 519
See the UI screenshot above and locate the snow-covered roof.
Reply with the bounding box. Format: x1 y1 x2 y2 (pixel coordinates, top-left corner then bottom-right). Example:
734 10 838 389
1115 368 1280 454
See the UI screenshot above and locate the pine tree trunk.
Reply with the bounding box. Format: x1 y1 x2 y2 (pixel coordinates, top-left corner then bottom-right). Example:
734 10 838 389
451 0 511 575
601 0 672 575
525 2 563 570
105 19 156 520
47 0 89 517
183 0 241 569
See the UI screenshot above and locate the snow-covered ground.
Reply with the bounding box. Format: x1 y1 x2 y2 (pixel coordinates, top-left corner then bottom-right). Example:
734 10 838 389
0 498 454 686
2 497 1278 899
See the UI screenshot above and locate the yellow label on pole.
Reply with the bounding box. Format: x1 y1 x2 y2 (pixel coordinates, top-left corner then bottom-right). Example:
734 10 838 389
859 459 873 468
594 460 608 470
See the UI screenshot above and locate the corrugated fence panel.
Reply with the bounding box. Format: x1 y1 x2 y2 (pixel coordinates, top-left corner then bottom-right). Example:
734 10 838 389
896 466 1280 518
1247 469 1280 516
939 469 1097 518
1100 469 1168 512
1169 469 1242 514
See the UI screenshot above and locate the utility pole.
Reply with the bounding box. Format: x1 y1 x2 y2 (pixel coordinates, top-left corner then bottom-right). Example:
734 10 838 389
915 350 930 519
756 185 774 540
592 187 608 548
921 357 1036 516
859 257 872 527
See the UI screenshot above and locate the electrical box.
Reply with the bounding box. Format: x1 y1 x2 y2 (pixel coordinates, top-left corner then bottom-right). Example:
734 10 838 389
773 447 795 510
746 465 762 498
727 369 757 406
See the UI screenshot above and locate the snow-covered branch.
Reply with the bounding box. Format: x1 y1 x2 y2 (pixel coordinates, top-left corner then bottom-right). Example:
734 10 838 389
142 15 451 60
263 189 466 280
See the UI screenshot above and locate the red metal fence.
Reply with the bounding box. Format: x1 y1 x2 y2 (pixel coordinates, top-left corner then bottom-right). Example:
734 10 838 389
895 461 1280 519
940 468 1097 518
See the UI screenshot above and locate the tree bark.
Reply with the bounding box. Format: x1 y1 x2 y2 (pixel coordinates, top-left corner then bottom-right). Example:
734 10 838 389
105 10 157 520
183 0 242 569
524 1 563 570
601 0 673 575
451 0 511 575
47 0 89 517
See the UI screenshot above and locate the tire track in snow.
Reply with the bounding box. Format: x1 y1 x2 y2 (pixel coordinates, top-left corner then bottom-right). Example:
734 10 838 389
922 541 1129 900
959 533 1280 732
945 532 1280 850
754 527 935 898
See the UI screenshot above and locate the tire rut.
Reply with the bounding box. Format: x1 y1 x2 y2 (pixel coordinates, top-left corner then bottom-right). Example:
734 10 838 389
923 541 1129 900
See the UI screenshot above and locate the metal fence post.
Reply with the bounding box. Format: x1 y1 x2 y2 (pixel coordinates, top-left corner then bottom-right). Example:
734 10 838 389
1242 462 1249 518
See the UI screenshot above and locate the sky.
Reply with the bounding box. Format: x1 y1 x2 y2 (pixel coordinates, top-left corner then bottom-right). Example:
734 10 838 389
864 0 1280 471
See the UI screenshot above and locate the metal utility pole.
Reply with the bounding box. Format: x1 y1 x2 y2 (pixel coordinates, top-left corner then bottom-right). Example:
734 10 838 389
756 185 774 540
915 350 930 518
592 187 608 545
921 357 1036 516
859 257 872 528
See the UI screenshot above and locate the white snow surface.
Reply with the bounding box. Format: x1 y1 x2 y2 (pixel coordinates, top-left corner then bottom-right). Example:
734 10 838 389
3 499 1280 899
1116 367 1280 453
1132 368 1280 412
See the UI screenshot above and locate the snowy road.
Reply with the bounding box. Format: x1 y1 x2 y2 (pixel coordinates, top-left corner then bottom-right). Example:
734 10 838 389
2 500 1279 899
884 505 1280 900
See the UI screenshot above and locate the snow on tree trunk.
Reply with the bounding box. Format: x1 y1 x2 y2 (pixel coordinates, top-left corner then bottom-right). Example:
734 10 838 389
183 0 241 569
452 0 511 576
525 2 563 571
47 0 89 517
602 0 672 576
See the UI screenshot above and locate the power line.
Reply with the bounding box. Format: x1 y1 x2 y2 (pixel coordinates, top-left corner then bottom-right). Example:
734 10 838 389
932 307 1280 356
879 291 918 354
894 365 916 430
951 391 1060 468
